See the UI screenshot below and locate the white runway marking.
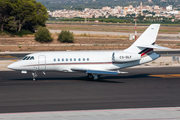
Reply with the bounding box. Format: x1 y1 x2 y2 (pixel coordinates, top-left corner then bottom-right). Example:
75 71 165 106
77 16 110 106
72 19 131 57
0 107 180 120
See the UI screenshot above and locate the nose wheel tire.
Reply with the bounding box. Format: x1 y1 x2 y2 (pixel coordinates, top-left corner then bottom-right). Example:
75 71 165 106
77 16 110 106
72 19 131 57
32 72 38 81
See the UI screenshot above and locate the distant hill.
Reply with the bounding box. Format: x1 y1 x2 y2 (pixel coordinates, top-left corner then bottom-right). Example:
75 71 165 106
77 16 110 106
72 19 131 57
36 0 180 11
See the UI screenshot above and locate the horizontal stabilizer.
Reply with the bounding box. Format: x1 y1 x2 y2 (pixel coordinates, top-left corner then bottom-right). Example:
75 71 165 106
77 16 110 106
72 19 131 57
137 44 170 49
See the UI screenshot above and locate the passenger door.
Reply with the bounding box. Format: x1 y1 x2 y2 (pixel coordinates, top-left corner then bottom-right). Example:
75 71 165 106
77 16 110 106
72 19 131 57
38 55 46 70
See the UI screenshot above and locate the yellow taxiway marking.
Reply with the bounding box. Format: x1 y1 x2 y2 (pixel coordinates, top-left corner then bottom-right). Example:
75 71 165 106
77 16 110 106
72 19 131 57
149 74 180 78
11 60 18 62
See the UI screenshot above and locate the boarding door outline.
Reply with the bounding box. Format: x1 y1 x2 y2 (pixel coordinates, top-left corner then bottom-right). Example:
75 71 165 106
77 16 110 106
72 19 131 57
38 55 46 70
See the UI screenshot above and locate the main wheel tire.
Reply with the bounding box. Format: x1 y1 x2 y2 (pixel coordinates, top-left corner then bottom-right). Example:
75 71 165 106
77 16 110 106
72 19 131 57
87 74 94 80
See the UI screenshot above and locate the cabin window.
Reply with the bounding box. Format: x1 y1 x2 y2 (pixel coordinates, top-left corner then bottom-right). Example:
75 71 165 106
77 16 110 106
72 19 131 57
54 58 56 62
78 58 81 61
62 58 64 61
87 58 89 61
83 58 85 61
70 58 72 61
66 58 68 61
58 58 60 61
74 58 76 61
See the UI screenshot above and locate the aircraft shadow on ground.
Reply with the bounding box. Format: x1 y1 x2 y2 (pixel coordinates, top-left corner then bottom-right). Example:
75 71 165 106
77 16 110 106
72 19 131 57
7 74 154 83
103 74 151 79
9 77 123 83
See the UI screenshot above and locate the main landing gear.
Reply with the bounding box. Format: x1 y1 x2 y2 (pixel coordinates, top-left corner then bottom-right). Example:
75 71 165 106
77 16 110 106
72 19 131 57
87 73 99 80
32 72 38 81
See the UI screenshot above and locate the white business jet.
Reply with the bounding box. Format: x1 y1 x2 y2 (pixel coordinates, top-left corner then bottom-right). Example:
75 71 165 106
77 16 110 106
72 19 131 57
8 24 168 81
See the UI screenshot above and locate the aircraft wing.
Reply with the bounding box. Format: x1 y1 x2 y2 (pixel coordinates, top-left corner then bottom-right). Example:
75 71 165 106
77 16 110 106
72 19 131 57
71 68 128 75
87 70 118 75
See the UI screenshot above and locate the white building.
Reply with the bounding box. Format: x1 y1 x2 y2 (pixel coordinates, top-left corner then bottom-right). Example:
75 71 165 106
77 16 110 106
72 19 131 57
166 5 173 11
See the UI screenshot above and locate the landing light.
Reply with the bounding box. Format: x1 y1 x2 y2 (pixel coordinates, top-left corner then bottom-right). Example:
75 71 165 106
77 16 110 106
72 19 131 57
21 71 27 74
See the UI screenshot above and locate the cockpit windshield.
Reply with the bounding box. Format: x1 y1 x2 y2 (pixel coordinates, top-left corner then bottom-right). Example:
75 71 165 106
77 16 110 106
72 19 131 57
22 56 35 60
22 56 28 60
26 56 31 60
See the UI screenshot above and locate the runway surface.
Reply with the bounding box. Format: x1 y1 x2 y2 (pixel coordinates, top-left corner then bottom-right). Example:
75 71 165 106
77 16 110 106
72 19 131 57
0 67 180 113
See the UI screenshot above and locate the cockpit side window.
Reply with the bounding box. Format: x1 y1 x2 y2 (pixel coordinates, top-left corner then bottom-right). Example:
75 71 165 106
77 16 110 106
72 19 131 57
22 56 35 60
30 56 34 60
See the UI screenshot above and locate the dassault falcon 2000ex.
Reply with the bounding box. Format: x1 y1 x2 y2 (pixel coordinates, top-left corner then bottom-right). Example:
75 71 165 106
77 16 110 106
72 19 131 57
8 24 168 81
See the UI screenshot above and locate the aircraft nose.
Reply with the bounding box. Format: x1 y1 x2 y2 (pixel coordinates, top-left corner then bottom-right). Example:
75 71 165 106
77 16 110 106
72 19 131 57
7 63 14 70
7 63 18 70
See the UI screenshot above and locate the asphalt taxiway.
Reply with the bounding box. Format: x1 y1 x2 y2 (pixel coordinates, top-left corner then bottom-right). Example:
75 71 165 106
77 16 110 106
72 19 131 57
0 67 180 113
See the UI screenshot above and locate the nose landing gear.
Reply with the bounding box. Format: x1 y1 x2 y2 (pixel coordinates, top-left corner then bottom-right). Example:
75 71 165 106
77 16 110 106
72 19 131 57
32 72 37 81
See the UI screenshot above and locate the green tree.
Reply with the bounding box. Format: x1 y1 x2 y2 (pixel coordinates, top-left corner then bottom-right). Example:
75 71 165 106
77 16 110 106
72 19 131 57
137 14 145 21
57 30 74 43
27 1 48 32
0 0 48 32
35 27 53 43
10 0 36 31
0 0 11 31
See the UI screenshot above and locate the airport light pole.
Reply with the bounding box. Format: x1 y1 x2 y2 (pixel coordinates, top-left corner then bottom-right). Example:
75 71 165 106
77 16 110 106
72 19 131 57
135 6 137 40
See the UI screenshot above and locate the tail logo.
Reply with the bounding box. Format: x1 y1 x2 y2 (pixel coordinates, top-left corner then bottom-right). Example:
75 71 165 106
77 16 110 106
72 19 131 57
139 48 153 57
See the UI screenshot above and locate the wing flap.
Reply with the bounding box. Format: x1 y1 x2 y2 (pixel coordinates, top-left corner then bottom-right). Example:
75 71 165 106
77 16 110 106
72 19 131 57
71 68 87 72
86 70 118 75
71 68 118 75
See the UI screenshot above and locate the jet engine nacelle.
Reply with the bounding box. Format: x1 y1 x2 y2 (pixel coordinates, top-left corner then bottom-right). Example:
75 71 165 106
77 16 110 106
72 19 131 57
112 52 141 62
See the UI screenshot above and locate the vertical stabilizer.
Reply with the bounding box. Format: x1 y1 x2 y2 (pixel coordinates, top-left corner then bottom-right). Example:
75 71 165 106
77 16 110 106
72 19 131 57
124 24 160 54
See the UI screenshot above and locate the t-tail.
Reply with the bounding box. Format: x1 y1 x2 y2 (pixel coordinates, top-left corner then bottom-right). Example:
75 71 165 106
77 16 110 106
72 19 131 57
124 24 169 64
